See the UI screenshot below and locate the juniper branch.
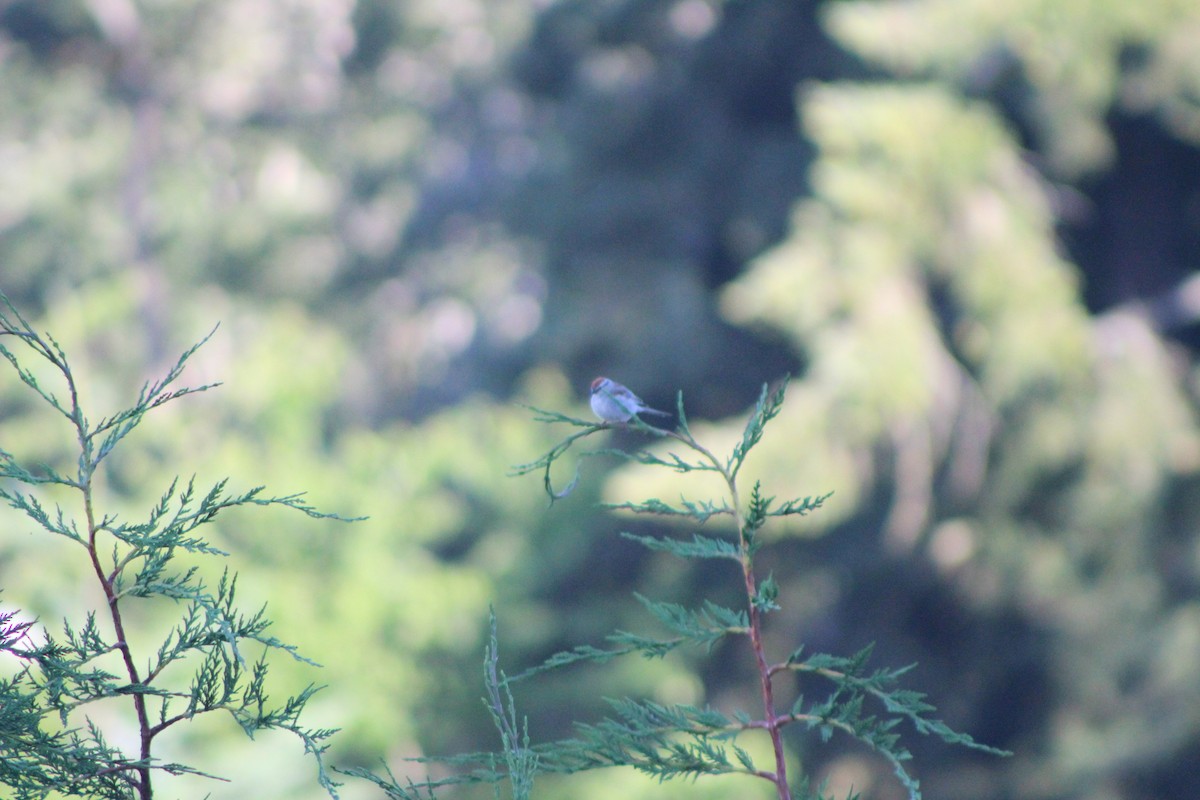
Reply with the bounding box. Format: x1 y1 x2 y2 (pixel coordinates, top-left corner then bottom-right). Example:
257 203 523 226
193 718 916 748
366 374 1006 800
0 293 351 799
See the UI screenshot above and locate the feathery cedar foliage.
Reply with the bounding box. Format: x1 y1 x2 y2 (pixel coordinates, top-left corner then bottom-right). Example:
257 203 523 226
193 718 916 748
352 378 1008 799
0 294 353 799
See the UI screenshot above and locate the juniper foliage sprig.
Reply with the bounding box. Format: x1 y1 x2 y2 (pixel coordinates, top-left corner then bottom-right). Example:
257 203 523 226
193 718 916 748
356 377 1008 799
0 294 354 800
482 610 539 800
340 611 541 800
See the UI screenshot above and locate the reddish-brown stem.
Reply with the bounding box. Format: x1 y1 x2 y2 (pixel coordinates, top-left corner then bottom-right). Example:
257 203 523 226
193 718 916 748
75 405 155 800
739 522 790 800
667 422 791 800
84 484 154 800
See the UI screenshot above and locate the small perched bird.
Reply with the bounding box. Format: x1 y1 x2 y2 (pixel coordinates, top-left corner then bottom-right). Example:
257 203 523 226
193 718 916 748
589 377 671 422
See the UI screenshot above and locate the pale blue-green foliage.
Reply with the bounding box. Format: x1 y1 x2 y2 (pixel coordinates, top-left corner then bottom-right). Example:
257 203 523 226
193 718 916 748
354 379 1007 800
0 294 348 799
0 287 581 800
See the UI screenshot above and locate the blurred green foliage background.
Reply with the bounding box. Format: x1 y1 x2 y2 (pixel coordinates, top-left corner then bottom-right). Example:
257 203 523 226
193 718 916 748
2 1 1200 798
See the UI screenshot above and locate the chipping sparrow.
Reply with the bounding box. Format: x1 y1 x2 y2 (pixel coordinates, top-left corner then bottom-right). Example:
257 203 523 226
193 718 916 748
589 377 671 422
